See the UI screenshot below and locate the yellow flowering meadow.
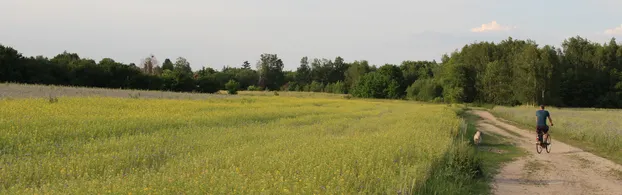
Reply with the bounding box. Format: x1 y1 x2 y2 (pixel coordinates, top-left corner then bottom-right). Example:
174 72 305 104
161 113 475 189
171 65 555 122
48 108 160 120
0 96 461 194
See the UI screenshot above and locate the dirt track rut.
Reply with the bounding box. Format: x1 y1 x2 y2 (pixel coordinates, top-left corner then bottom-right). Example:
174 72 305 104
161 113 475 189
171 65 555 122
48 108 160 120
470 110 622 195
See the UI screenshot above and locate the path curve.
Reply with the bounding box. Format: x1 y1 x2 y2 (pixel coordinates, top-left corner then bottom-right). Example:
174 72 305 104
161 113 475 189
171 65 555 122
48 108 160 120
470 110 622 195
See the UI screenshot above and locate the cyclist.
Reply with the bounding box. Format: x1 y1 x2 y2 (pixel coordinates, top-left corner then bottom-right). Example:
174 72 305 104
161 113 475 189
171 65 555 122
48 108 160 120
536 105 553 145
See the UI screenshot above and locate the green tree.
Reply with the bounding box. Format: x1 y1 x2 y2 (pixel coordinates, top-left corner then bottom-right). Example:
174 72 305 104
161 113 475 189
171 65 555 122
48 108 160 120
196 75 219 93
400 60 437 86
234 68 258 90
0 45 25 82
296 57 312 85
330 56 348 83
377 64 405 98
344 60 371 92
241 61 251 69
162 58 174 71
351 72 393 99
406 79 443 101
174 57 193 75
256 53 285 90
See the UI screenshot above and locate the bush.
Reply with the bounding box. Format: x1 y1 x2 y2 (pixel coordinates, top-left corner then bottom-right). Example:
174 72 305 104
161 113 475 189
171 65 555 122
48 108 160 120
247 85 261 91
285 81 298 91
323 83 333 93
332 81 346 94
225 79 240 95
309 81 324 92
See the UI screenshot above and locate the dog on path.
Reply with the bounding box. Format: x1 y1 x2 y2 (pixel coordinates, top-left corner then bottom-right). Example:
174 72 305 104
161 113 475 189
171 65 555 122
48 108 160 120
473 130 482 145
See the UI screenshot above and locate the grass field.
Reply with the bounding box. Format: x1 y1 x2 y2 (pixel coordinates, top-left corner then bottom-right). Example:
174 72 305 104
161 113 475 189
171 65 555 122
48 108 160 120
0 93 473 194
0 83 235 100
0 83 348 100
492 106 622 164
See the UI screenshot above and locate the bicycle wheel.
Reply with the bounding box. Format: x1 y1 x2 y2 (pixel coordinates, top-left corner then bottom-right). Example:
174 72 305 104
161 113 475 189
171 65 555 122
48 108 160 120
536 140 543 154
545 134 552 153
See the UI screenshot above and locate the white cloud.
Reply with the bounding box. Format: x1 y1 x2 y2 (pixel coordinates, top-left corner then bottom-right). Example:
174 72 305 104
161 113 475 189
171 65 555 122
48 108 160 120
604 25 622 35
471 21 516 32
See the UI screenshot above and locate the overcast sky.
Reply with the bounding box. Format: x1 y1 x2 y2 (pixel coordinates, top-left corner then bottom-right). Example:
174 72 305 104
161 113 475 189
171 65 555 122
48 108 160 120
1 0 621 71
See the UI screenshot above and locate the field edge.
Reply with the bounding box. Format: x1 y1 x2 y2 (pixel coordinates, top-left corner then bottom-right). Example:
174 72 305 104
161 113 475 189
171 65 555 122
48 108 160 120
413 107 526 195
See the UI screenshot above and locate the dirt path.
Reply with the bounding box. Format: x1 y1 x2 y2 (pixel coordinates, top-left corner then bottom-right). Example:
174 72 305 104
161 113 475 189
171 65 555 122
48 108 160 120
470 110 622 195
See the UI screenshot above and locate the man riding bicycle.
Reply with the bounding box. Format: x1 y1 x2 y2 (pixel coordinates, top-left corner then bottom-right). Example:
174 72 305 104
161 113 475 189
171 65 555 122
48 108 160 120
536 105 553 145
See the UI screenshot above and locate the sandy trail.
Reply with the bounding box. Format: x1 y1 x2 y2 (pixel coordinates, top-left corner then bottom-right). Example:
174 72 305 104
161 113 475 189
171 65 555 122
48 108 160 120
470 110 622 195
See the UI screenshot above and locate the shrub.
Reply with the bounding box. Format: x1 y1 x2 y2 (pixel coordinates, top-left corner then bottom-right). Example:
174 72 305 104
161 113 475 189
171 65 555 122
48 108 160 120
247 85 261 91
309 81 324 92
332 81 346 94
225 79 240 95
285 82 298 91
323 83 333 93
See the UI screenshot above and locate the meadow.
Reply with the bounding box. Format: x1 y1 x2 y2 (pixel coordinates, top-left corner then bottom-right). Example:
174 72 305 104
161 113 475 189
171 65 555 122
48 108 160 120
0 93 468 194
0 83 230 100
492 106 622 163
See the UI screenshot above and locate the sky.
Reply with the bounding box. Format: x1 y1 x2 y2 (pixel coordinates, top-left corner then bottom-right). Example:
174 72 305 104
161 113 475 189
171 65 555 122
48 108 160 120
1 0 622 71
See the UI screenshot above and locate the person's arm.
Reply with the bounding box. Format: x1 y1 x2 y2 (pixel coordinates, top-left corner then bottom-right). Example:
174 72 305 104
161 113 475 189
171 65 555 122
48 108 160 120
547 112 553 126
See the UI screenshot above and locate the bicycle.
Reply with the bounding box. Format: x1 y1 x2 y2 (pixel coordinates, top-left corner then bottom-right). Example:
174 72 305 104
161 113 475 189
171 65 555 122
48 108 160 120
536 130 551 154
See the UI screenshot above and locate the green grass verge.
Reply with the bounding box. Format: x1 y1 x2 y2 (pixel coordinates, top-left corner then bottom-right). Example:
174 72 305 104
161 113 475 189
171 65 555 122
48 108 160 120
414 109 526 195
463 111 526 194
490 111 622 165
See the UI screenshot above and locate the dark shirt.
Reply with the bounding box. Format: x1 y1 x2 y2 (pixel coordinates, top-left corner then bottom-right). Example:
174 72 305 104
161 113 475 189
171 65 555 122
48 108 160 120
536 110 550 126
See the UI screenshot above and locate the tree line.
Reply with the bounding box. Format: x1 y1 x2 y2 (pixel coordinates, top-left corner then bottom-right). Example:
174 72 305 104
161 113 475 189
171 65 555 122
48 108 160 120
1 36 621 108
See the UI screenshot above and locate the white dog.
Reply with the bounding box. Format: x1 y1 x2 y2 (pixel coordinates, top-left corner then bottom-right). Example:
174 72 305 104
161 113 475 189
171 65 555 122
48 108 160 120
473 130 482 145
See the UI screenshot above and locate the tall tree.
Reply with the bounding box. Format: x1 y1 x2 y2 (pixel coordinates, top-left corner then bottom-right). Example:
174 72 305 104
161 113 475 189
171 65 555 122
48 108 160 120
256 53 285 90
345 60 370 91
162 58 174 71
330 56 348 83
242 61 251 69
400 61 436 86
296 56 312 85
174 57 193 75
0 45 24 82
377 64 405 98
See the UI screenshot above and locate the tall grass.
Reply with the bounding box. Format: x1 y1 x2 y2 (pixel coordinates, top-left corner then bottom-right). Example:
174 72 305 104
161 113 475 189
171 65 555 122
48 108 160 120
237 90 347 99
492 106 622 163
0 96 465 194
0 83 229 100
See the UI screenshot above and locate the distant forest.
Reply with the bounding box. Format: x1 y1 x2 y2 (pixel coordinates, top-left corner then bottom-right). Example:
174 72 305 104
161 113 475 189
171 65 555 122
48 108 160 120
1 36 621 108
